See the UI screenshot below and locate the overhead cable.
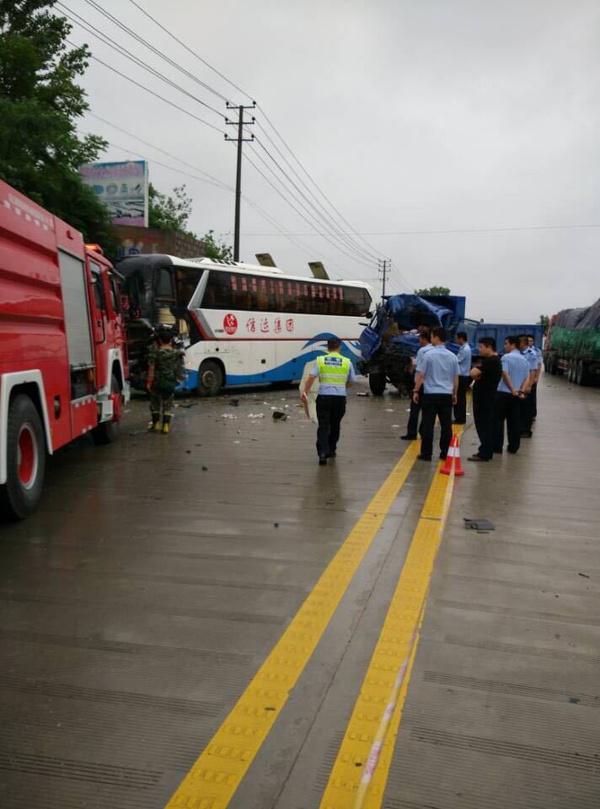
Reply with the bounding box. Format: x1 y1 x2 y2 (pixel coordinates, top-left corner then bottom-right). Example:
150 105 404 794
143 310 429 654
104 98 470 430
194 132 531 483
59 2 227 120
246 149 375 272
256 139 375 262
125 0 254 103
255 122 380 263
66 42 224 134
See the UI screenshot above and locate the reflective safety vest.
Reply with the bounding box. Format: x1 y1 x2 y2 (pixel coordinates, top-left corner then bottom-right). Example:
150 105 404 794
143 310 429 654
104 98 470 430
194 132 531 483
316 352 351 390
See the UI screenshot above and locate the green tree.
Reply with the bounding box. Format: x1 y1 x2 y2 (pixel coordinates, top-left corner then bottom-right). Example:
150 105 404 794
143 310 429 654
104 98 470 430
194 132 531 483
148 183 193 233
539 314 550 330
149 183 233 260
0 0 116 250
414 286 451 296
202 229 233 261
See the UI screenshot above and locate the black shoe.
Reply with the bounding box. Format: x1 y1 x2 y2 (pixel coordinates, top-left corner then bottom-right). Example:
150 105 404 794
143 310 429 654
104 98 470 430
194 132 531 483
327 451 337 458
400 434 417 441
493 449 503 454
468 454 490 462
417 454 432 461
318 455 328 466
439 453 447 460
520 430 533 438
507 448 518 454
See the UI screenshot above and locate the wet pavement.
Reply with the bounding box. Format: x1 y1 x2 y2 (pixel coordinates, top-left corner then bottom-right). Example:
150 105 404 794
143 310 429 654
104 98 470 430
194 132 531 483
0 375 599 808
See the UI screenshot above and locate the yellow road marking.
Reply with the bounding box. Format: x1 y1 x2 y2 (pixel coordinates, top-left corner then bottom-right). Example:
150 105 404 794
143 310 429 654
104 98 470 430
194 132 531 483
164 441 420 809
319 435 461 809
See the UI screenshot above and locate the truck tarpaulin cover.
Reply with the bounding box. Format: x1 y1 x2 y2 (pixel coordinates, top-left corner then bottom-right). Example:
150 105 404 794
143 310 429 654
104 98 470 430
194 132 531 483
386 294 454 329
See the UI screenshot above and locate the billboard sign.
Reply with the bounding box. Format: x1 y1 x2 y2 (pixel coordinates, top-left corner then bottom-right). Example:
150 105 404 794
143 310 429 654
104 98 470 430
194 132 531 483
80 160 149 227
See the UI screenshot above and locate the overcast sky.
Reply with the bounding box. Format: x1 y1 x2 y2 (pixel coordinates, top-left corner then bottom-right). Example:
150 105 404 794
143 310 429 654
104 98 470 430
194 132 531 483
69 0 600 322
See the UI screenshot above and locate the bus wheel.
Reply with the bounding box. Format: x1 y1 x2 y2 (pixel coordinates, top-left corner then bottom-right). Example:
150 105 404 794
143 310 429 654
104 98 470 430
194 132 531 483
92 375 122 445
369 372 387 396
0 394 46 521
197 360 224 397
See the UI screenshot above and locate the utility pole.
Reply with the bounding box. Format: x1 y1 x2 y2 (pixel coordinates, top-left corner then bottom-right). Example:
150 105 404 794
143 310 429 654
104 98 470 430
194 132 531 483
225 102 256 262
378 258 390 300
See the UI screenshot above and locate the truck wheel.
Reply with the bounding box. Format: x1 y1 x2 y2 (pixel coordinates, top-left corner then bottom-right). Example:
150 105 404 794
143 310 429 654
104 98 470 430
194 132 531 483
0 394 46 520
369 372 387 396
577 361 592 386
197 360 224 397
92 375 122 445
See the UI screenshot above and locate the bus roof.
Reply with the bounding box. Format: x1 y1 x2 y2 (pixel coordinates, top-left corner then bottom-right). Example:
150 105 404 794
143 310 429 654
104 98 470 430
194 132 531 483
117 254 373 290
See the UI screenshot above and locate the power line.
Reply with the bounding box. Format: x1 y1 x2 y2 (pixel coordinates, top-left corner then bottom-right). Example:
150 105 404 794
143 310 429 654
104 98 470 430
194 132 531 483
254 137 376 264
87 113 233 190
67 42 224 134
62 2 385 272
106 0 387 267
82 120 350 276
245 151 375 273
125 0 254 103
254 123 378 263
256 108 389 262
248 146 376 271
59 2 227 121
252 140 377 267
77 0 231 105
236 223 600 236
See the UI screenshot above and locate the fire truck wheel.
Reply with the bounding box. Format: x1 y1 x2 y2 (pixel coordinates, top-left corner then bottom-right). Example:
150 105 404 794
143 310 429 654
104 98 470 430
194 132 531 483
368 372 387 396
0 394 46 521
196 360 224 397
92 375 122 446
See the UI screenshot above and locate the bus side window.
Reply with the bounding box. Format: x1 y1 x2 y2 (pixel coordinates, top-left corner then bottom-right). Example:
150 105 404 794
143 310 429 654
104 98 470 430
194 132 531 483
156 268 175 302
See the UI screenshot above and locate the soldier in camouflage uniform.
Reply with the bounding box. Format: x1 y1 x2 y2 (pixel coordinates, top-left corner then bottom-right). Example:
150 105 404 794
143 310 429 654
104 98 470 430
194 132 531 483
146 325 185 434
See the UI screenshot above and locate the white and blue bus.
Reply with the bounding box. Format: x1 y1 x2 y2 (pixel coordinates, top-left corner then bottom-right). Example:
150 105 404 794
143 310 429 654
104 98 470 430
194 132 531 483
118 254 374 396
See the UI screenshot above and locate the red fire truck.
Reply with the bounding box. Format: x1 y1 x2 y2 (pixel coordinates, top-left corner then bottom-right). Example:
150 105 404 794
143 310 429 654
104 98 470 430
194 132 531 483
0 181 129 520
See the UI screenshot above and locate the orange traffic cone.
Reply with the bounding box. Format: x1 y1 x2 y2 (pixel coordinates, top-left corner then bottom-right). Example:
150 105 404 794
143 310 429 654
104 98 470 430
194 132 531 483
453 434 465 477
440 434 465 476
440 435 456 475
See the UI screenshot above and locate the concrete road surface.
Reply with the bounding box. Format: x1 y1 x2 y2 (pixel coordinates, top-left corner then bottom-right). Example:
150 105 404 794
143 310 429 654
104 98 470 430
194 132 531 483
0 374 598 809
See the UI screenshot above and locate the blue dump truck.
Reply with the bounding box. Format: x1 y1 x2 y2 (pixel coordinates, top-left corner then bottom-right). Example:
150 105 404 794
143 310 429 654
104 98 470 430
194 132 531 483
358 294 544 396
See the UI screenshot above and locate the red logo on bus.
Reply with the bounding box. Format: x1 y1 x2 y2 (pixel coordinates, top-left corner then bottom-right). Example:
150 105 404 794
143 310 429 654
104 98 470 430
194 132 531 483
223 313 238 335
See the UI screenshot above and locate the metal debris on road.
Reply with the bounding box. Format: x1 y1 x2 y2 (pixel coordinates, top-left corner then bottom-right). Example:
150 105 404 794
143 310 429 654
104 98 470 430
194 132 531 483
464 518 495 531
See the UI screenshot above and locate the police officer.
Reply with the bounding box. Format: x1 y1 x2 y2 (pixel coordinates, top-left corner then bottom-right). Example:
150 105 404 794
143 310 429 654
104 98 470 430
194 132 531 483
468 337 502 462
302 337 356 465
494 336 530 454
528 335 542 421
401 329 432 440
453 331 472 424
518 334 537 437
413 326 459 462
147 325 185 434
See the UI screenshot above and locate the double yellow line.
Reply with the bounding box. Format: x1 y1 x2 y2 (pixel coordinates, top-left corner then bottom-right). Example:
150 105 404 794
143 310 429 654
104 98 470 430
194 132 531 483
164 442 421 809
165 431 461 809
319 450 459 808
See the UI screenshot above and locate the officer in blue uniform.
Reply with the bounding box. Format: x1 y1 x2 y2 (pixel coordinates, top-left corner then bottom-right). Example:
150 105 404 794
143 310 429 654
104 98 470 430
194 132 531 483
494 336 531 454
412 326 459 462
401 329 432 440
453 331 472 424
528 335 542 422
302 337 356 465
519 334 538 437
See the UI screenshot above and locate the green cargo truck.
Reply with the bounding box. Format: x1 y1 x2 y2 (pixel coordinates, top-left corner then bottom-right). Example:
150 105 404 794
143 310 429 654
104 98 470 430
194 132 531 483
544 298 600 385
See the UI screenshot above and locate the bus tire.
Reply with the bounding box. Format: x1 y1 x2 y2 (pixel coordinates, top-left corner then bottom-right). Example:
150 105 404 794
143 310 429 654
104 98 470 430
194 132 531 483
92 375 122 445
369 372 387 396
197 360 224 397
0 394 46 521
